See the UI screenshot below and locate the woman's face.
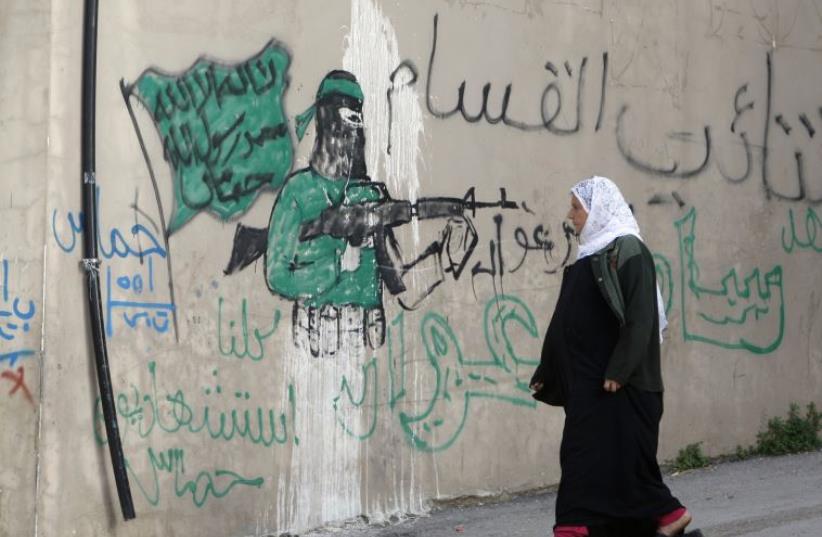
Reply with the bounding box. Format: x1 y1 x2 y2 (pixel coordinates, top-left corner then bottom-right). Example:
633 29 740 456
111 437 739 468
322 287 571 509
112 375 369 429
567 194 588 235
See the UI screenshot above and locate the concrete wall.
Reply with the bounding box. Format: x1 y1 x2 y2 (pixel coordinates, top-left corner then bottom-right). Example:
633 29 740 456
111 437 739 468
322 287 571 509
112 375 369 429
0 1 49 536
2 0 821 535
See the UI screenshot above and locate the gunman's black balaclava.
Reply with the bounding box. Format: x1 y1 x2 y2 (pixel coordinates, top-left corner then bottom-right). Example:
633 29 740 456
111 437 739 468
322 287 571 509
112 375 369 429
296 70 367 180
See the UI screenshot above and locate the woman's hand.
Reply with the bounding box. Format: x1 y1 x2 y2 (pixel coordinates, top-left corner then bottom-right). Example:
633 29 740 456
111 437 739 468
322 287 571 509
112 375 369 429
530 381 544 392
603 379 622 392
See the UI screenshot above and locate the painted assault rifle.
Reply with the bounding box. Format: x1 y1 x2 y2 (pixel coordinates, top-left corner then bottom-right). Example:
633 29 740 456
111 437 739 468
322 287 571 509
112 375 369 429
298 185 517 294
224 184 518 293
299 196 462 294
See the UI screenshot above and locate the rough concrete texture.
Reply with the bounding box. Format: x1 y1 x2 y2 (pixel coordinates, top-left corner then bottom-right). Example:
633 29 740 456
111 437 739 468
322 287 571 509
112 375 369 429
313 451 822 537
1 0 821 536
0 1 49 536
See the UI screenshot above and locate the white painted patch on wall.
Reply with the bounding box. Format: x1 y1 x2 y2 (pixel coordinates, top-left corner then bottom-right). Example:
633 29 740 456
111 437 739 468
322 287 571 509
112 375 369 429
343 0 424 249
275 335 367 533
342 0 427 524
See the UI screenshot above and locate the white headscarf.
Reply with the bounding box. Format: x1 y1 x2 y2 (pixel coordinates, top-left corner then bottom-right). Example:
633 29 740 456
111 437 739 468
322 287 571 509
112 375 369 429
570 176 668 341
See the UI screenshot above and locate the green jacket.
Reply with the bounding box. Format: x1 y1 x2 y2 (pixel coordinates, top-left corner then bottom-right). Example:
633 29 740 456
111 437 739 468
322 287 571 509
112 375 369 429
591 235 663 392
531 234 663 406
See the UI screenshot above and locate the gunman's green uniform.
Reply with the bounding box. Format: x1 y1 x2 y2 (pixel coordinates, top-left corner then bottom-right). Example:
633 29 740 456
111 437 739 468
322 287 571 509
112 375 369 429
265 170 382 307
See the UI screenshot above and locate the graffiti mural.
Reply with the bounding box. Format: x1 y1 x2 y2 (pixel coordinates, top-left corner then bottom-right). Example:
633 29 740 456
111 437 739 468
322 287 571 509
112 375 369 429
0 259 36 368
675 207 785 354
17 3 822 536
100 21 583 516
51 192 176 339
616 51 821 203
782 206 822 254
334 294 540 452
93 361 298 449
262 70 393 353
123 40 294 234
217 296 282 361
422 15 820 206
0 258 36 406
124 43 562 356
1 366 34 407
127 446 264 509
424 14 609 134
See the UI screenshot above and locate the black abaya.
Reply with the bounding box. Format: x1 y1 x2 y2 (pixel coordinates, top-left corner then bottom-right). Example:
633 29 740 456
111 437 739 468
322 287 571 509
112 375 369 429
549 257 682 529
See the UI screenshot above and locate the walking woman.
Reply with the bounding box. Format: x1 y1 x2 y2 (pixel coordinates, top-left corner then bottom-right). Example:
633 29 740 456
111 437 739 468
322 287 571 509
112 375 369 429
530 177 700 537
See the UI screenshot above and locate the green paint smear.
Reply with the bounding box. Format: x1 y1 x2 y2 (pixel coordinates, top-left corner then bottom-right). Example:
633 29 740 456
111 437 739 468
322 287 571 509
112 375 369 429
131 41 293 233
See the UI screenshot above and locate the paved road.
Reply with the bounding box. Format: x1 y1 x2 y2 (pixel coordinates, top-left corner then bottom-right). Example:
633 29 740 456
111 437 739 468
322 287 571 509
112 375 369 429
305 450 822 537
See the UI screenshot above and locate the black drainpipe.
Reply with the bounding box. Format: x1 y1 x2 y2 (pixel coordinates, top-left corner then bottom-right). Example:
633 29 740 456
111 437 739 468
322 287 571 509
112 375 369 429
81 0 136 521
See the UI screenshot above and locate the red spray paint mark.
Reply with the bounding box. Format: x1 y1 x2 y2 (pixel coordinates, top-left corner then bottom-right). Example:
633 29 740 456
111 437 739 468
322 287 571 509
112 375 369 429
2 366 34 406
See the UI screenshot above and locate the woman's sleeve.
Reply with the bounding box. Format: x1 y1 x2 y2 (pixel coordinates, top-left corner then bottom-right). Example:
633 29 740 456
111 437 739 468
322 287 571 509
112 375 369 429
604 252 656 385
530 331 552 386
531 320 567 406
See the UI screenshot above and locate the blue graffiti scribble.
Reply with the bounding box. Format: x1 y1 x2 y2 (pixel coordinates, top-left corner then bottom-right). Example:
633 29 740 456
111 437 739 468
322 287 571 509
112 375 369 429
0 350 35 368
51 187 173 339
106 263 174 338
51 189 166 260
52 209 85 253
1 259 37 369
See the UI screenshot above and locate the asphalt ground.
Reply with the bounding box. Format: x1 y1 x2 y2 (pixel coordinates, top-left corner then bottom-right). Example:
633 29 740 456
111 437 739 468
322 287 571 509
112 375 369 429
304 450 822 537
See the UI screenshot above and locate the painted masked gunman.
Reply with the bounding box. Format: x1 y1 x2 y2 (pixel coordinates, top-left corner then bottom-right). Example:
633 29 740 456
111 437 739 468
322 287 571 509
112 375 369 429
128 48 490 354
224 70 478 356
265 71 387 356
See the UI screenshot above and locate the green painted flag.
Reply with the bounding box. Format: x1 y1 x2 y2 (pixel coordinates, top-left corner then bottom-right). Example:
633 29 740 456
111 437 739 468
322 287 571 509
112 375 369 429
130 41 293 234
